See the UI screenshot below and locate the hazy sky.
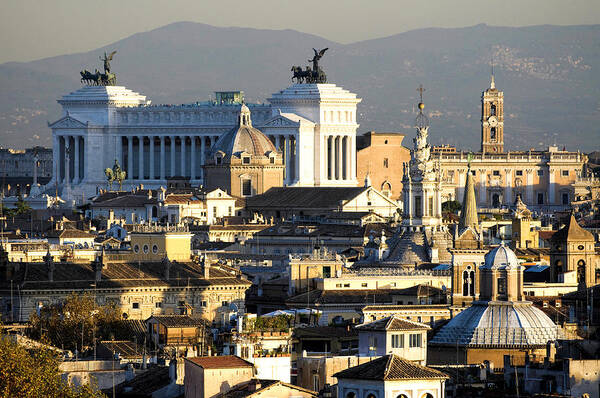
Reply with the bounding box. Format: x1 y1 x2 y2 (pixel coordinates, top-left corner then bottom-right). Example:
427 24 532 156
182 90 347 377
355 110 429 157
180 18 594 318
1 0 599 64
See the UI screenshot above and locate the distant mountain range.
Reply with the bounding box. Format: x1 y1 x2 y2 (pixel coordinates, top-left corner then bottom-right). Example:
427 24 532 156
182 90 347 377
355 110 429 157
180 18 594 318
1 22 599 150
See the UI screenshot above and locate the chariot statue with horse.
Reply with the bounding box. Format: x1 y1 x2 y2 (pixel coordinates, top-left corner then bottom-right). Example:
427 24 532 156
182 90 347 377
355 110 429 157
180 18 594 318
80 51 117 86
291 48 328 84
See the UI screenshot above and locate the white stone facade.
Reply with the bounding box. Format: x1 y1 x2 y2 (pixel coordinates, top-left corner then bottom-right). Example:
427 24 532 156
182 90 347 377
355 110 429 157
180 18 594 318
47 83 361 200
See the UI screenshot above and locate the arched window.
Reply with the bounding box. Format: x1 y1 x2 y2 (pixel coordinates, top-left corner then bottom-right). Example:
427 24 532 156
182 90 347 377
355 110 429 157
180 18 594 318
366 394 377 398
381 182 392 197
490 127 497 140
462 267 475 297
577 260 586 284
421 394 434 398
396 395 409 398
345 393 356 398
490 104 496 116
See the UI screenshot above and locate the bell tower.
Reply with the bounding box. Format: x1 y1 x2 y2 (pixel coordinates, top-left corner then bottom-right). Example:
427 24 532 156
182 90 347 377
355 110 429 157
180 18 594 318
481 69 504 153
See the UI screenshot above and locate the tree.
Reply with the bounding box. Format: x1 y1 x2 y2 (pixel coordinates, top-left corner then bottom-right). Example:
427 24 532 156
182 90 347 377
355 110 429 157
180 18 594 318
442 200 462 214
28 293 123 353
0 332 105 397
15 195 31 215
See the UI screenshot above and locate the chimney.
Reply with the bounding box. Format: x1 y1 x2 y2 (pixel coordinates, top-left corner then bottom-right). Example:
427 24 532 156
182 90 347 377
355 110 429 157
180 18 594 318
93 246 107 282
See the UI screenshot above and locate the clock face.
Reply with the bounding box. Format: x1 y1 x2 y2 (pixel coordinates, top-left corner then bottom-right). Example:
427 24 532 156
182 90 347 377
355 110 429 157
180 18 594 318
488 116 498 127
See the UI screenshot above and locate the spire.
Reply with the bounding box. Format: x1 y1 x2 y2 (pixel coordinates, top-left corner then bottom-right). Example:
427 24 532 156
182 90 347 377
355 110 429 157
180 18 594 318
415 84 429 130
458 164 479 232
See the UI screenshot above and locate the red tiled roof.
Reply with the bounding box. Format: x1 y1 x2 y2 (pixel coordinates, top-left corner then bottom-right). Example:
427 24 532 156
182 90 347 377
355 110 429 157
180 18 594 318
186 355 253 369
334 354 448 381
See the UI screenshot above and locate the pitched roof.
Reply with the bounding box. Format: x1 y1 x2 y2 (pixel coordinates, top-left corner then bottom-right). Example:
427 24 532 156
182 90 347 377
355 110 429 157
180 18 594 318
333 354 448 381
90 194 158 208
48 228 96 239
246 187 368 209
355 315 430 332
0 260 251 292
186 355 253 369
215 380 317 398
551 213 595 242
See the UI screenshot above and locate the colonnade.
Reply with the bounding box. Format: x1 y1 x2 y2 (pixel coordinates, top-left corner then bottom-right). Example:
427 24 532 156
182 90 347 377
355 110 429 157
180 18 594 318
325 135 353 181
119 135 220 181
55 135 85 184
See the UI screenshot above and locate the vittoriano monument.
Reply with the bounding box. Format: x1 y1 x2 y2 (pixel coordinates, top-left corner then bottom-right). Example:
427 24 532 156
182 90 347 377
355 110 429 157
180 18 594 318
291 48 328 84
80 51 117 86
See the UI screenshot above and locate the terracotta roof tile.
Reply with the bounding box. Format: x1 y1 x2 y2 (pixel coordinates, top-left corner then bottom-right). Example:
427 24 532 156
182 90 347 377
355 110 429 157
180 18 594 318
334 354 448 381
356 315 430 331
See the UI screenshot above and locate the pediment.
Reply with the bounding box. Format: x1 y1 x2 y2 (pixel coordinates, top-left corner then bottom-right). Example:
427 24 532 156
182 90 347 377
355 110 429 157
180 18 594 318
48 115 88 129
261 115 300 128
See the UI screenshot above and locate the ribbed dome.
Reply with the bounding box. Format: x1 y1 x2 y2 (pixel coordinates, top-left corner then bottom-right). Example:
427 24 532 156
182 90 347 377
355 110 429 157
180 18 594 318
430 301 559 348
482 244 519 270
211 105 277 158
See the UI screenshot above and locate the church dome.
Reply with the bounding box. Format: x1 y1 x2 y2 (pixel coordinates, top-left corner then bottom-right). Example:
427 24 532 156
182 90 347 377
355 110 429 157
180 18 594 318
430 301 559 348
211 104 277 158
481 243 519 270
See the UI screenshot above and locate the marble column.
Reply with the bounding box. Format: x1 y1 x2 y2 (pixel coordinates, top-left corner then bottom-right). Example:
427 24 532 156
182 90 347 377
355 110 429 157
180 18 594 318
328 136 334 180
335 136 341 180
180 136 186 177
160 136 165 180
73 136 80 183
350 134 356 181
343 136 348 180
294 135 300 184
127 137 133 181
138 136 144 180
200 137 206 180
117 137 123 171
149 136 155 180
190 136 196 180
170 136 176 177
52 135 59 185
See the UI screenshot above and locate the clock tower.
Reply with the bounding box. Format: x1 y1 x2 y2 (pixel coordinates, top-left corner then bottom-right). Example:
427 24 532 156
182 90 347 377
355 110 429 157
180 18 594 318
481 72 504 153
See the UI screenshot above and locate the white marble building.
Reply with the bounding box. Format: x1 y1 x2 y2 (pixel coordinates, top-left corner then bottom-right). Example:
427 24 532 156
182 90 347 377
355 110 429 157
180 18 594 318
46 82 361 200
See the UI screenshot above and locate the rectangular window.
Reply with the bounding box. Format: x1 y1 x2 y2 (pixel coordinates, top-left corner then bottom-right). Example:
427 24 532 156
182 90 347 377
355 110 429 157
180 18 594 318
200 301 207 307
498 277 506 295
415 196 422 217
178 301 185 306
242 179 252 196
228 206 232 216
242 157 251 164
493 170 500 176
561 170 569 177
369 335 378 350
537 193 544 205
391 334 404 348
537 170 544 176
361 283 368 287
383 158 389 168
516 170 523 176
216 157 222 165
155 302 162 308
270 157 275 164
409 333 421 348
335 283 342 288
343 283 350 288
322 266 331 278
222 301 229 307
562 193 569 205
132 302 140 309
428 196 434 217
